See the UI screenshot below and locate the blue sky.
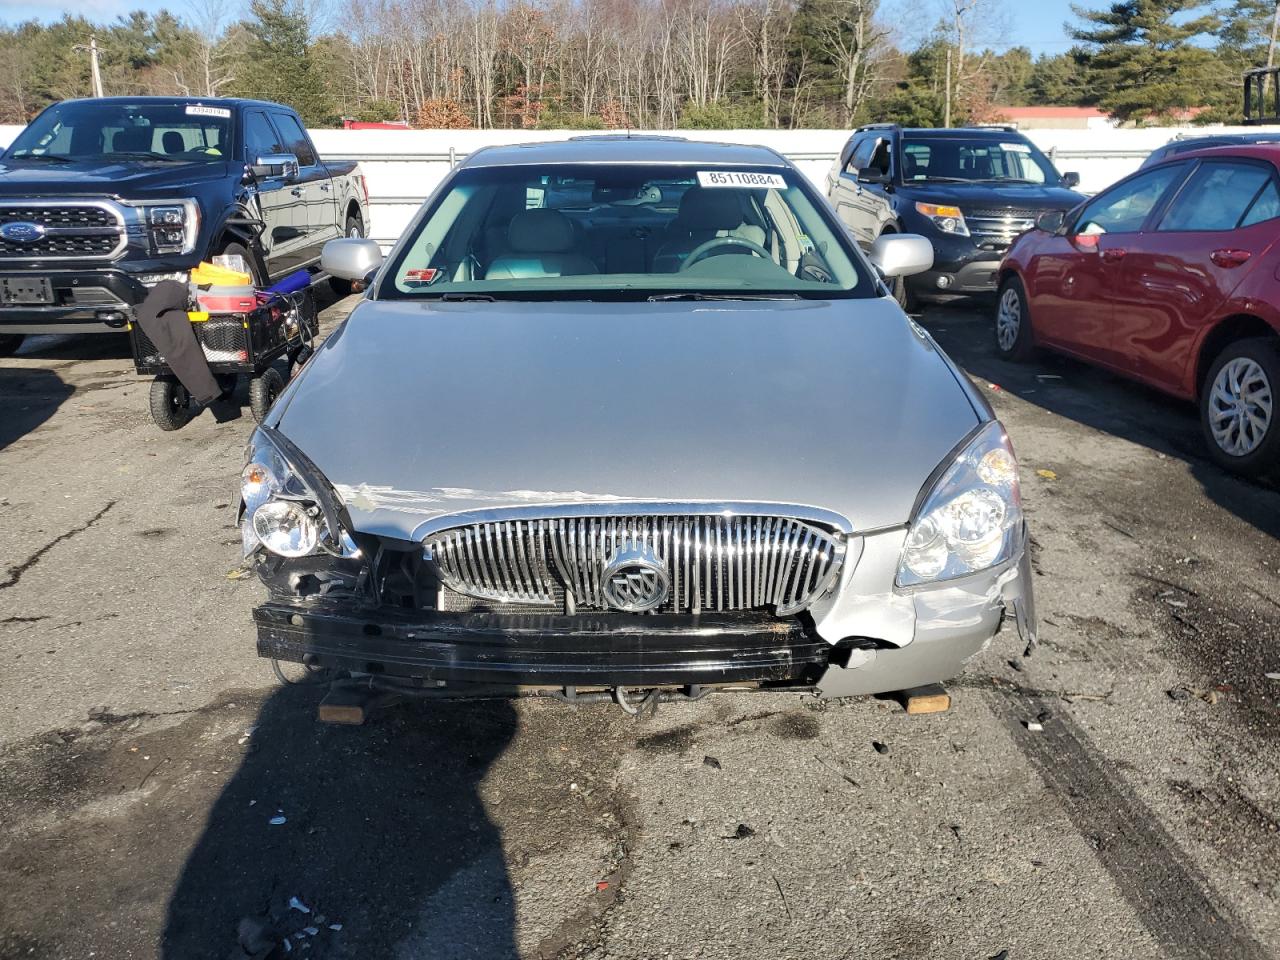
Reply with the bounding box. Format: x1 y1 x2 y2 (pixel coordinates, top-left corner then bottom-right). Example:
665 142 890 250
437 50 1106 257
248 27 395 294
1 0 1108 59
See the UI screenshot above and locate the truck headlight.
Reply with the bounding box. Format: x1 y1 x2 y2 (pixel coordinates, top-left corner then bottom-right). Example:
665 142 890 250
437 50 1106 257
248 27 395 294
145 200 200 255
897 421 1022 587
915 202 969 236
240 427 358 560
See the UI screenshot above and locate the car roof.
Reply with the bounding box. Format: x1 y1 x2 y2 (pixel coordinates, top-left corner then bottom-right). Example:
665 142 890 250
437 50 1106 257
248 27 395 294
1163 142 1280 164
460 136 790 169
54 95 289 111
898 127 1026 139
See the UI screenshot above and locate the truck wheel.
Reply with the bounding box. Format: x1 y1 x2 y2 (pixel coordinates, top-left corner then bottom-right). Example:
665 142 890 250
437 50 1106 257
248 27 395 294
0 333 24 357
994 276 1037 362
217 240 263 285
890 274 917 314
329 213 365 297
249 366 285 423
149 377 194 431
1200 338 1280 480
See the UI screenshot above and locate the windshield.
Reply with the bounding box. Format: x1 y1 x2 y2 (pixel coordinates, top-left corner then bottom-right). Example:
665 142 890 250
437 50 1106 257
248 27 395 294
381 163 870 300
5 101 234 164
901 137 1059 185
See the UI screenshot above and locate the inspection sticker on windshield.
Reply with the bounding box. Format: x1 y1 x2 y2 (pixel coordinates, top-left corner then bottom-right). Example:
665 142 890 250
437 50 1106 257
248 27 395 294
697 171 786 189
186 105 231 119
1001 142 1032 153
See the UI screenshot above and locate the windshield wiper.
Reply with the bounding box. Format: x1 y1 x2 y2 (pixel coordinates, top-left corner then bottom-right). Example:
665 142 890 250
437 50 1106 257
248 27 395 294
917 176 971 183
8 153 71 163
102 151 185 163
436 292 497 302
646 292 801 302
972 178 1038 184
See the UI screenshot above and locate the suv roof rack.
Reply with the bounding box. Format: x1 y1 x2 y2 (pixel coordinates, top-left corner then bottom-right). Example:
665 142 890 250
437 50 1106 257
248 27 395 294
855 123 899 132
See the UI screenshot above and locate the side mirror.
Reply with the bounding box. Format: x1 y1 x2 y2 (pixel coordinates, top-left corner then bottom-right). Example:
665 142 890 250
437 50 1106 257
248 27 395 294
1061 171 1081 189
250 153 300 181
869 233 933 279
1035 209 1066 234
322 238 383 282
857 167 890 185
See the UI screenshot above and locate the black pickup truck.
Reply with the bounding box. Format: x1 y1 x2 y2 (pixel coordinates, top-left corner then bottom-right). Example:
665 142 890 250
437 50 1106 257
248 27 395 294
0 96 370 355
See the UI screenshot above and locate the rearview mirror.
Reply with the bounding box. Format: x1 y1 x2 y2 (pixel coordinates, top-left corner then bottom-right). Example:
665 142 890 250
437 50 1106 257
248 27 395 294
251 153 299 181
869 233 933 279
1061 171 1081 189
322 238 383 282
1035 209 1066 234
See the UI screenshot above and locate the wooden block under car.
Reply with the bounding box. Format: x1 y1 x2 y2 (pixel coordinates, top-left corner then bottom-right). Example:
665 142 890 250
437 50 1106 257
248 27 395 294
897 683 952 715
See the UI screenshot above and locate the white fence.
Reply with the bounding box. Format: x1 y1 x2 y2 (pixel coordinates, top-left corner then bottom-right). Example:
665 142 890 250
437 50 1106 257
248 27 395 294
1 123 1274 247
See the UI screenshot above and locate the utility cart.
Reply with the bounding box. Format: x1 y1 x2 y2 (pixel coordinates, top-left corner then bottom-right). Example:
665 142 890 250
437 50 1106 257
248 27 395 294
129 287 318 431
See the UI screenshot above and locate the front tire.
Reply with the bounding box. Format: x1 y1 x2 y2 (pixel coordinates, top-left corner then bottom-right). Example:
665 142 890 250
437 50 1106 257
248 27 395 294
217 240 264 286
149 377 193 431
1200 338 1280 479
0 333 24 357
994 276 1036 361
249 366 285 423
329 213 365 297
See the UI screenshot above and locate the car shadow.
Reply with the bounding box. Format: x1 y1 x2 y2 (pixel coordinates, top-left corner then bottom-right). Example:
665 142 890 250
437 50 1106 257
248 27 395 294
0 365 75 451
162 683 520 960
921 302 1280 539
12 331 135 361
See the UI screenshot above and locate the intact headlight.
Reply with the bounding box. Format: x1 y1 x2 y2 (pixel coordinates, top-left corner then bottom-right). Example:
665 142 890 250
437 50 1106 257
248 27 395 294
143 199 200 255
897 421 1022 587
915 202 970 236
240 427 358 560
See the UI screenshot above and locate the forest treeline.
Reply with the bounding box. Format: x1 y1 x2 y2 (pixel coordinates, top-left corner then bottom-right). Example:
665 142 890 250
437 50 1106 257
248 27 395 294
0 0 1271 129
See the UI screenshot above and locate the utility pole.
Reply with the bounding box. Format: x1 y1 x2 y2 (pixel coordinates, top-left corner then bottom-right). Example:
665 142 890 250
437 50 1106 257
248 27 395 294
944 48 952 128
74 35 104 98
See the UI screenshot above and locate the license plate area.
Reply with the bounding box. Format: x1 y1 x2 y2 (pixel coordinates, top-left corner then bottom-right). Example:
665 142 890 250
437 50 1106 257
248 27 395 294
0 277 54 305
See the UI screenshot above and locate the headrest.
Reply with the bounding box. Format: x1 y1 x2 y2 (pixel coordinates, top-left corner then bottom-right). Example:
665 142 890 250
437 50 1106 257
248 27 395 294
113 127 152 153
162 130 185 154
508 209 576 253
901 154 918 178
676 188 745 231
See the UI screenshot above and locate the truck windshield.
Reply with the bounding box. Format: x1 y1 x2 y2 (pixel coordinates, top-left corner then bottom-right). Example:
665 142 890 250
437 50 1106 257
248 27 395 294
382 163 870 300
6 101 234 164
901 137 1059 184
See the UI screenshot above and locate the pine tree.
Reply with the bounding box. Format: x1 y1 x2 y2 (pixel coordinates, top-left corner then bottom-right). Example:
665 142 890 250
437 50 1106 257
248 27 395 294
1071 0 1224 122
231 0 331 125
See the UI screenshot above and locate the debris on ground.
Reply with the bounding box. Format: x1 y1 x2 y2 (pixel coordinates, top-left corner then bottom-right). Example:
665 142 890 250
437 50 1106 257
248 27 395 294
702 755 722 770
1168 686 1193 702
288 896 310 914
1265 672 1280 681
872 741 890 755
1036 469 1057 481
269 812 287 826
723 823 756 840
1024 721 1044 732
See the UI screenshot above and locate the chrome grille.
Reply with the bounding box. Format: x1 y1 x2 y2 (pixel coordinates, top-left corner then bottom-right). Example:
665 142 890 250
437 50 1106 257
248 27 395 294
424 511 847 616
965 208 1041 247
0 202 125 260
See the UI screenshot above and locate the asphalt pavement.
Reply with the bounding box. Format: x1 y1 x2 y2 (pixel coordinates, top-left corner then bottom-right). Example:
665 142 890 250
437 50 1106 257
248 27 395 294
1 296 1278 960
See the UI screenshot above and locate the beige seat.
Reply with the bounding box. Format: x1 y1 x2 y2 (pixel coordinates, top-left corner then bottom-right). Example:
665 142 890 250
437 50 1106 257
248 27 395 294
485 210 599 279
653 188 767 272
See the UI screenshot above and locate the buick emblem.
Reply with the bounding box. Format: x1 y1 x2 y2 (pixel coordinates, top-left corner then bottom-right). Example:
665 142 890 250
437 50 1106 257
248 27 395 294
601 544 670 613
0 221 45 243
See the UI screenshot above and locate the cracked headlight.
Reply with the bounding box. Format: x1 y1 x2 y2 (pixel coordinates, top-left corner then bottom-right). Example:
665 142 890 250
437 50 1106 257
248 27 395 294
897 421 1022 587
240 427 358 560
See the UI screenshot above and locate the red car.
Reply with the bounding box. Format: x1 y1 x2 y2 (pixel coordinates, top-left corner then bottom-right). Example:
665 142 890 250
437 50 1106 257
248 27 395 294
995 144 1280 478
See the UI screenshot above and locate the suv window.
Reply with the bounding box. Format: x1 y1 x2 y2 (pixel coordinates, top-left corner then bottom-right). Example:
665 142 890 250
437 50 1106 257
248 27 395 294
900 135 1058 184
1076 164 1184 235
867 139 890 177
244 111 283 160
846 136 875 174
271 112 317 166
1159 161 1275 231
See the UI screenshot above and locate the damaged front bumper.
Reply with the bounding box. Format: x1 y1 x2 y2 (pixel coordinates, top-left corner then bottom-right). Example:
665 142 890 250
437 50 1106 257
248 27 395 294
250 525 1036 700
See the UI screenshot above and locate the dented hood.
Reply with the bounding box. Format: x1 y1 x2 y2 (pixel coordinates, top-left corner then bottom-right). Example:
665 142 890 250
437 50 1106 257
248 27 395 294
271 296 980 539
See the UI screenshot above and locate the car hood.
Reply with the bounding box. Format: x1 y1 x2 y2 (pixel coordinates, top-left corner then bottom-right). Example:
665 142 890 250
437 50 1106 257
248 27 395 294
0 158 234 196
272 297 981 540
900 182 1084 209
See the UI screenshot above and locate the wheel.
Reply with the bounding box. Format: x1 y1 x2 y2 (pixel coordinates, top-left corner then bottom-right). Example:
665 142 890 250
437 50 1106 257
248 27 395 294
249 365 285 423
890 273 918 314
217 240 264 286
149 377 193 431
0 333 24 357
994 276 1037 361
329 212 365 297
1200 338 1280 479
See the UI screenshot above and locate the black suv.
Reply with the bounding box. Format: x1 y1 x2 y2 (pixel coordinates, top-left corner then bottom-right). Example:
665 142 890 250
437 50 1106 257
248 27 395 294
825 124 1084 308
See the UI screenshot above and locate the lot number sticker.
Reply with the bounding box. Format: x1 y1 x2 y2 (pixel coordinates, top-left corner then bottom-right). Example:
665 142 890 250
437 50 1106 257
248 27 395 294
1000 142 1032 153
186 105 232 119
697 171 787 189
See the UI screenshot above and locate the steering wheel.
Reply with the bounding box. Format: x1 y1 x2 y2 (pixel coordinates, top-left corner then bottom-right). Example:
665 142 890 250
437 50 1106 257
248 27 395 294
678 236 773 271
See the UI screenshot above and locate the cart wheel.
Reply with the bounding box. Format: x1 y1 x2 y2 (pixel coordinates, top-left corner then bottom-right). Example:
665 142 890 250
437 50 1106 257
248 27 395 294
249 366 285 423
149 377 193 431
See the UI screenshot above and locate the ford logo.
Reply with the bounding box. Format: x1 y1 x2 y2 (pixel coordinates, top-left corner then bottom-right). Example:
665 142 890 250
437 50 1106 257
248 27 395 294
0 221 46 243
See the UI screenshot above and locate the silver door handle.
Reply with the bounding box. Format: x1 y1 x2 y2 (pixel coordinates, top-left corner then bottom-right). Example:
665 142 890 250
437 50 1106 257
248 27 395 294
290 187 303 197
320 183 331 192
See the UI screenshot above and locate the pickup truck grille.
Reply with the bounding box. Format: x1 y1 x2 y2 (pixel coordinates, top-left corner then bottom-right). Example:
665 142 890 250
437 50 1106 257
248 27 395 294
964 208 1042 248
0 202 126 260
424 510 847 616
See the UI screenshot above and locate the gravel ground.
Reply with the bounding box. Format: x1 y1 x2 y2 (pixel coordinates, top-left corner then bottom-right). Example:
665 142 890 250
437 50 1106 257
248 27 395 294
0 296 1277 960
